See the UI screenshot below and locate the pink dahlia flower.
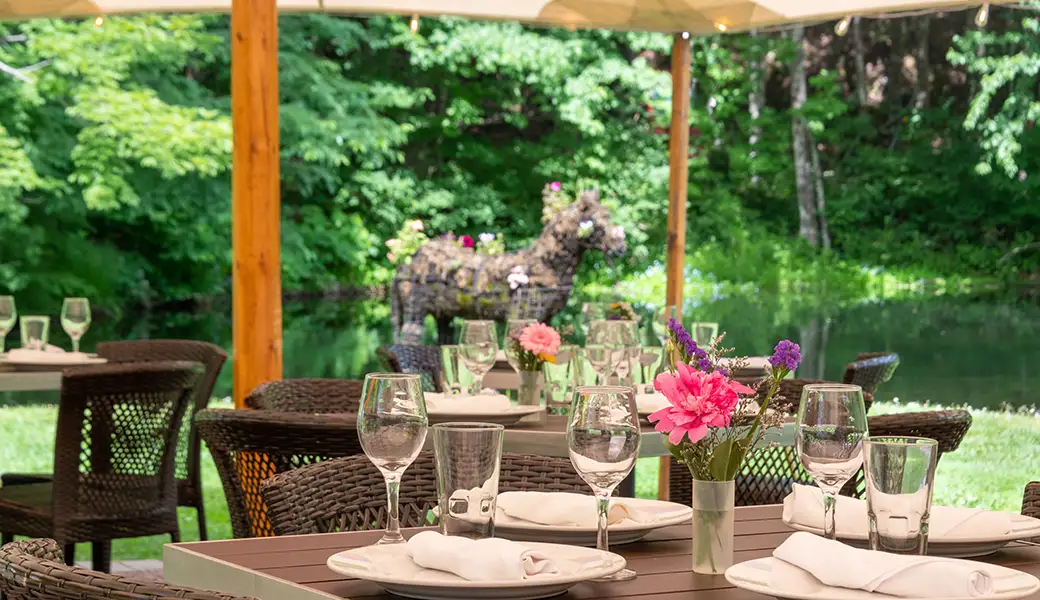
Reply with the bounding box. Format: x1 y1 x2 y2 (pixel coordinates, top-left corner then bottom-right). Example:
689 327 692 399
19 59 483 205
519 323 561 357
648 363 755 445
460 235 475 248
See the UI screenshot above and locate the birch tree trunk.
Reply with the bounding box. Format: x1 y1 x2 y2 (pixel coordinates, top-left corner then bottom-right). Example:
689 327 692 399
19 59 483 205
749 30 764 185
810 135 831 249
914 16 932 109
853 17 868 107
790 25 818 247
887 19 906 108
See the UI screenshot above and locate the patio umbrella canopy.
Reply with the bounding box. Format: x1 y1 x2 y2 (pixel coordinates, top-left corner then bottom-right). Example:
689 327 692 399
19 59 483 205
0 0 1014 31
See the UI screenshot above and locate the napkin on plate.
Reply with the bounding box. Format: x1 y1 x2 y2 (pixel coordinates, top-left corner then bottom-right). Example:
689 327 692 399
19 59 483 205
783 484 1013 539
773 531 997 598
497 491 649 528
407 530 558 581
635 393 669 415
424 392 513 413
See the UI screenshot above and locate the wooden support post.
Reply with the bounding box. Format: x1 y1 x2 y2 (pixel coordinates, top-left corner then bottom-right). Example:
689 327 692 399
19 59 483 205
660 32 692 500
231 0 282 408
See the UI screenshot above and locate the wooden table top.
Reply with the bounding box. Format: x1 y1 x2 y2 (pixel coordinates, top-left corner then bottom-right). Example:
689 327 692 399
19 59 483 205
164 505 1040 600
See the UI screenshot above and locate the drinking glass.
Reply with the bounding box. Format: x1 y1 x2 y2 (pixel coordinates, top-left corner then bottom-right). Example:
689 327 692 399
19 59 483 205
864 436 939 555
652 305 679 346
357 373 429 545
568 386 640 581
432 423 504 539
689 322 719 347
458 320 498 395
796 383 869 540
61 297 91 353
637 347 664 393
19 316 49 350
504 319 534 373
543 344 576 415
440 345 473 395
581 302 608 340
0 296 15 354
583 344 613 385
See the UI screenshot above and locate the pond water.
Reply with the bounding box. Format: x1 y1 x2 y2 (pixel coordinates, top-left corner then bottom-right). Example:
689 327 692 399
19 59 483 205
7 290 1039 411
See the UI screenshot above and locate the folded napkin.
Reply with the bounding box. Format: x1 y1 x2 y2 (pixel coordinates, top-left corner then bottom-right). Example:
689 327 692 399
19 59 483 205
424 392 513 413
497 491 648 528
783 484 1013 539
635 393 669 414
406 530 558 581
774 531 996 597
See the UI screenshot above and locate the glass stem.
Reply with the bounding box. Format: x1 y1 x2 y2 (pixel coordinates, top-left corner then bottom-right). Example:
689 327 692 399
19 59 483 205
822 490 838 540
72 338 79 353
595 491 611 552
385 473 403 540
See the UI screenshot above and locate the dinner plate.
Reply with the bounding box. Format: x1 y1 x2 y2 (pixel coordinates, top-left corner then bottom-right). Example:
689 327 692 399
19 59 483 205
785 513 1040 558
726 557 1040 600
425 405 544 426
0 353 107 371
327 541 626 600
495 497 693 546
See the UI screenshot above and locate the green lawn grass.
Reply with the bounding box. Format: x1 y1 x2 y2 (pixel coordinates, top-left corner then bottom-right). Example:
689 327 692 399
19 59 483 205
1 400 1036 560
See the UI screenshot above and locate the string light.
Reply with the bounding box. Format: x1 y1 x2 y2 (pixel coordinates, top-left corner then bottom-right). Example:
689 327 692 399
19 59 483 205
714 22 728 32
835 16 851 36
681 31 690 40
409 14 419 33
975 2 990 26
94 15 104 27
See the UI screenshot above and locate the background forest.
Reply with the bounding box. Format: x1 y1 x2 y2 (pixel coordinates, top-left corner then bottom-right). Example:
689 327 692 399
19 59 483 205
1 7 1038 315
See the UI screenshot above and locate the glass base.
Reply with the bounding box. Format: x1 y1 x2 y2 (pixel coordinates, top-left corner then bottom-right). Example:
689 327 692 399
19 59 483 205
375 532 406 545
596 568 637 581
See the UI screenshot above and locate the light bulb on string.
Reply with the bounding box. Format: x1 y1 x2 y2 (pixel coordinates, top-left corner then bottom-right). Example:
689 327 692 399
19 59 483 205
714 22 728 33
835 16 851 37
409 14 419 33
94 15 104 27
975 2 989 27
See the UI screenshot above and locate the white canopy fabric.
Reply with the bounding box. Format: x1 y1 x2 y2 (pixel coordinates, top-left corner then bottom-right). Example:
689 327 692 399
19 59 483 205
0 0 1009 33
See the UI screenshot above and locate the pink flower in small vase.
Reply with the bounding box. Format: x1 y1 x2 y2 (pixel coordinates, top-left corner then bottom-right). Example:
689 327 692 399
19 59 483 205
460 235 475 248
648 363 755 445
519 323 561 357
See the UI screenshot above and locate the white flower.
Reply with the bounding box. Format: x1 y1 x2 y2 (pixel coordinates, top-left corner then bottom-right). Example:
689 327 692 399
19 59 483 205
612 226 626 240
479 232 495 243
579 220 594 232
410 220 424 232
507 266 529 290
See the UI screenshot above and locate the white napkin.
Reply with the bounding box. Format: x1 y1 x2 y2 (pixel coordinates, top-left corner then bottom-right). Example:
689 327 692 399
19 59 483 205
783 484 1013 539
5 347 92 363
424 392 512 413
635 392 669 415
497 491 648 528
406 530 558 581
773 532 995 597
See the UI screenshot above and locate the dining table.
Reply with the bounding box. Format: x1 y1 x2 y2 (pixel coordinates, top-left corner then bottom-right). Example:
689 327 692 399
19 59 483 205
163 503 1040 599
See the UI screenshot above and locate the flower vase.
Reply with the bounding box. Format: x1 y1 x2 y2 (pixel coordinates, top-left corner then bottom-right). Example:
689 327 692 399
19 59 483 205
517 370 544 408
691 479 735 575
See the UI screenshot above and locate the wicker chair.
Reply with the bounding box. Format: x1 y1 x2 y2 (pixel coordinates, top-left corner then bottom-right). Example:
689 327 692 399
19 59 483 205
1022 482 1039 520
244 378 364 413
195 409 364 538
261 452 590 535
0 538 256 600
668 409 972 507
0 363 200 573
844 352 900 397
378 345 443 392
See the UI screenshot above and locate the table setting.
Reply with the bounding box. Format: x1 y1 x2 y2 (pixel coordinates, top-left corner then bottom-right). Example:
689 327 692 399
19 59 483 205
0 296 106 371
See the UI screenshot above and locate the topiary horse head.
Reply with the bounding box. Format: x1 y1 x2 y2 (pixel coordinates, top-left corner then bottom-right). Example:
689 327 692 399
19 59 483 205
391 190 626 344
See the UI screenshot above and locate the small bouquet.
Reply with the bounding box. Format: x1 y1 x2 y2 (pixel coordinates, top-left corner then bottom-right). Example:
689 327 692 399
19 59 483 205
605 301 638 322
508 323 562 371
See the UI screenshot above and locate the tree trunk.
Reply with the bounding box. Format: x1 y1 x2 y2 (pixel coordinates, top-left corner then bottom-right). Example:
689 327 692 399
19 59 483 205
810 135 831 249
914 16 932 109
853 17 868 107
790 26 818 247
886 19 906 108
748 30 764 185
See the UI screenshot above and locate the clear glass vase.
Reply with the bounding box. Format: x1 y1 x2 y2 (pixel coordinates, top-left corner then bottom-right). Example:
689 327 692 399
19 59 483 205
691 479 735 574
517 370 544 407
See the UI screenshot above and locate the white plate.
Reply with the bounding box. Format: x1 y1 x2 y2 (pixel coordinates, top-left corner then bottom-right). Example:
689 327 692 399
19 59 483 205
785 513 1040 558
0 354 107 370
726 557 1040 600
426 406 543 426
495 497 692 546
327 541 626 600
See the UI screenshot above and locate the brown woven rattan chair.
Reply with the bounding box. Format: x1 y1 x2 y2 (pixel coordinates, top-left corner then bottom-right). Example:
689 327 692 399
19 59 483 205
195 409 364 538
1024 482 1040 520
244 378 364 412
0 538 256 600
379 345 443 392
0 362 200 573
260 452 590 535
843 352 900 397
668 409 972 507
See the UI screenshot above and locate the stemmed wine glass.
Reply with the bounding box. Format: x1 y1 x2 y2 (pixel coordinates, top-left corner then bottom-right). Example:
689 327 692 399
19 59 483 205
61 298 91 353
458 320 498 396
0 296 15 354
795 383 869 540
357 373 429 545
568 386 640 581
652 305 678 346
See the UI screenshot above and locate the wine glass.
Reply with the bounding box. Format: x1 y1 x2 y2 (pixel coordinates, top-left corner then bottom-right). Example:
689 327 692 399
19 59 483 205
458 320 498 396
581 302 607 340
504 319 534 373
652 305 679 346
357 373 429 545
568 386 640 581
689 322 719 347
0 296 15 354
61 298 91 353
795 383 869 540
